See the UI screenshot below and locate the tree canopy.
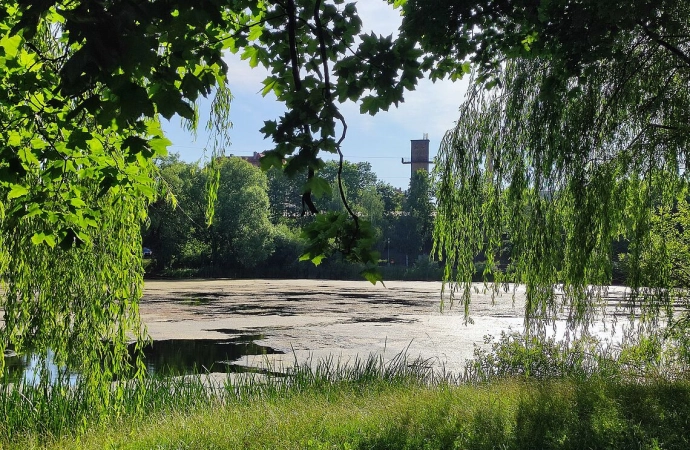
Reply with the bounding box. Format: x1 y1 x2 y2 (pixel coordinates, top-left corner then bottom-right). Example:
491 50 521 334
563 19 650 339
3 0 690 410
0 0 421 401
428 0 690 331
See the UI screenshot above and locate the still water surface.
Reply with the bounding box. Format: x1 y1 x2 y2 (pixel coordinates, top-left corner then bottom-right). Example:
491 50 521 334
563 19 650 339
4 335 283 385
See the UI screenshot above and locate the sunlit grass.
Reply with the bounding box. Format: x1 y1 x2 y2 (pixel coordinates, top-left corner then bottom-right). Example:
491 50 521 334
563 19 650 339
15 377 690 450
3 343 690 449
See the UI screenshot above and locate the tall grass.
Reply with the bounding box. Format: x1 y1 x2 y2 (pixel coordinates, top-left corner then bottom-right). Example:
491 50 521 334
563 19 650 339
0 350 443 444
18 376 690 449
3 335 690 449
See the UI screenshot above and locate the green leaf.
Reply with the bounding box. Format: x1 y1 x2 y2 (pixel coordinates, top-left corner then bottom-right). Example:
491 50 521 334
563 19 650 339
361 268 384 286
248 25 262 41
259 151 283 171
149 136 171 157
241 47 260 68
31 232 56 248
304 176 331 198
0 34 22 59
7 184 29 200
260 120 277 137
8 131 22 146
70 197 86 208
300 252 326 266
359 96 381 115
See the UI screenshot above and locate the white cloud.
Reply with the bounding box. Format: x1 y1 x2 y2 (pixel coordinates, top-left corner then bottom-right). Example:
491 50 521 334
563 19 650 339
354 1 403 37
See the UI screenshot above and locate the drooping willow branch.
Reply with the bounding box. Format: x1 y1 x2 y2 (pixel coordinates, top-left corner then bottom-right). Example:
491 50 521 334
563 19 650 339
435 47 690 331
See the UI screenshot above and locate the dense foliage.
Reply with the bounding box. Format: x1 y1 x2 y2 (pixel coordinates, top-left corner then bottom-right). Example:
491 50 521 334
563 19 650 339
429 0 690 331
145 157 437 279
0 0 422 406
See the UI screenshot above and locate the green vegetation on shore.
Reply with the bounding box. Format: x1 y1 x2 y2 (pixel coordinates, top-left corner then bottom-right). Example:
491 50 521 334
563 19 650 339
4 333 690 449
10 376 690 449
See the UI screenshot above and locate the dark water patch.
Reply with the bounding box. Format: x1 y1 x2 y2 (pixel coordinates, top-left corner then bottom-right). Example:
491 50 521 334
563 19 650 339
173 291 226 298
4 337 285 384
338 292 377 299
131 337 284 376
349 317 418 324
220 362 286 377
205 328 259 336
179 292 228 305
335 291 429 307
338 293 396 303
182 296 216 306
284 296 322 302
362 297 429 307
193 304 296 316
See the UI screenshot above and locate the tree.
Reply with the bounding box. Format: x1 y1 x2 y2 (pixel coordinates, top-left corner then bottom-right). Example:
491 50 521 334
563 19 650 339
376 181 404 213
397 170 435 264
0 0 246 410
211 158 275 270
146 157 276 273
318 160 378 212
399 0 690 85
423 1 690 330
145 156 200 271
266 167 304 225
2 0 421 399
624 195 690 292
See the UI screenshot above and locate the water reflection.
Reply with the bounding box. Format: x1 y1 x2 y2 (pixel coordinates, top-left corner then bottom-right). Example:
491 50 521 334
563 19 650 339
135 336 284 375
3 335 284 384
4 350 78 385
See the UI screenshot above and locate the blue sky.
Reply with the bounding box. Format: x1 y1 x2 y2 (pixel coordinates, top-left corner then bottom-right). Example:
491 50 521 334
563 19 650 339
161 2 468 191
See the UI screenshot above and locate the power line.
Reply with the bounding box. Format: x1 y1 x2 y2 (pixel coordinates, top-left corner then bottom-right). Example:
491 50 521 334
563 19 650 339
168 145 419 159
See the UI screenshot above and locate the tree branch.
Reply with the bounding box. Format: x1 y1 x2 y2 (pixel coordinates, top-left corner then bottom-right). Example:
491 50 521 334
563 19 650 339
640 22 690 68
285 0 317 215
287 0 302 92
313 0 358 230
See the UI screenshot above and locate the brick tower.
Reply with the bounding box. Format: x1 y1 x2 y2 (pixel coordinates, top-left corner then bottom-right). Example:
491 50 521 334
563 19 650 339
402 134 432 176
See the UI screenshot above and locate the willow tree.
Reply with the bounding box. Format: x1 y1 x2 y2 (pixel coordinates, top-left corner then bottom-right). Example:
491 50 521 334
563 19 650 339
0 0 231 409
0 0 424 410
411 0 690 330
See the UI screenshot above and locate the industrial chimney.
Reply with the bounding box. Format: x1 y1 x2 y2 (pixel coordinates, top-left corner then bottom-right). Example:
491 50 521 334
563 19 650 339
401 133 432 176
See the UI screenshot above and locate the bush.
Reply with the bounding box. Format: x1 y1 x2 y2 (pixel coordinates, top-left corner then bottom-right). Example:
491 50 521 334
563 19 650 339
465 331 621 382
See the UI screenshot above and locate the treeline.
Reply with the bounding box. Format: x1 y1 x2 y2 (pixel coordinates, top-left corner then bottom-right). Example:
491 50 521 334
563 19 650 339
143 155 439 279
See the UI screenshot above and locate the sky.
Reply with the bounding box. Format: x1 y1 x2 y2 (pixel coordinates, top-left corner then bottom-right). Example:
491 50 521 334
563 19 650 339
160 2 469 191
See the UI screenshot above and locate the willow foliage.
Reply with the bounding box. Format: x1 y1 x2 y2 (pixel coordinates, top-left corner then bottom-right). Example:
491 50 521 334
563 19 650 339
434 18 690 331
0 1 227 411
0 0 414 413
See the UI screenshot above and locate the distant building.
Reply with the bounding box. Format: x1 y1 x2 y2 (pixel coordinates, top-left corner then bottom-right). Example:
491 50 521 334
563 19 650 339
238 151 264 167
401 134 432 176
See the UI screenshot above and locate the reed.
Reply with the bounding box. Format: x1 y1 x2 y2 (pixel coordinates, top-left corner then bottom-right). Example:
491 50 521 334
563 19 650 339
3 338 689 449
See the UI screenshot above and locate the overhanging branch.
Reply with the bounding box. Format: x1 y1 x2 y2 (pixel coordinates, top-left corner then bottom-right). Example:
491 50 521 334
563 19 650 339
640 22 690 68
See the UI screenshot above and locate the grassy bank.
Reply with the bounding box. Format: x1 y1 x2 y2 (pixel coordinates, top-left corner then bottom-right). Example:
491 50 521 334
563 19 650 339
12 377 690 449
4 347 690 450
